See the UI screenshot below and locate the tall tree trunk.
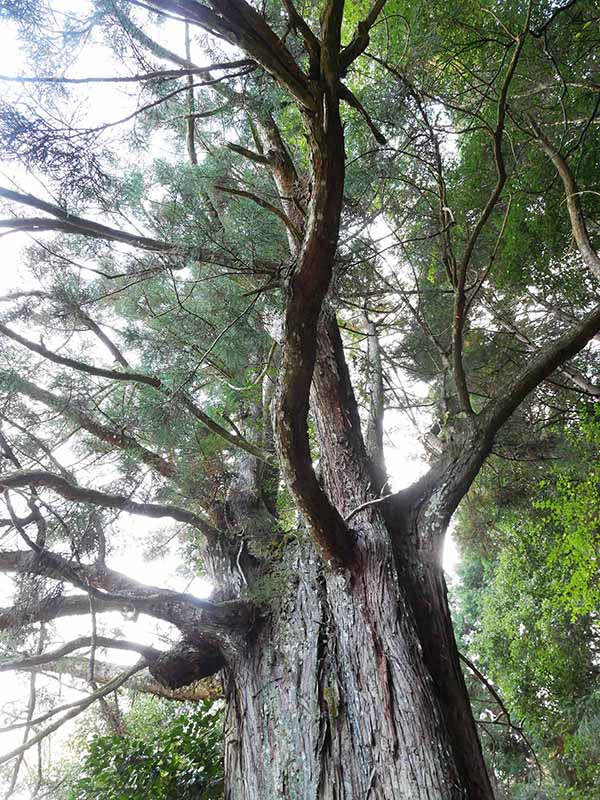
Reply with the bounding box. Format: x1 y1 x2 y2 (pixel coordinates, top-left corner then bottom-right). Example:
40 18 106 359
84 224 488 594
223 532 470 800
397 512 494 799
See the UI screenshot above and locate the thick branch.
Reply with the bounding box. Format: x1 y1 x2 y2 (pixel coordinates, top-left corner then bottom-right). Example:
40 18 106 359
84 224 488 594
0 188 175 252
410 303 600 526
143 0 316 109
340 0 388 72
311 313 373 518
274 41 353 568
8 375 176 477
530 119 600 280
364 317 387 490
0 548 253 647
0 594 124 632
281 0 320 73
17 655 222 701
0 470 214 533
0 322 272 464
482 302 600 437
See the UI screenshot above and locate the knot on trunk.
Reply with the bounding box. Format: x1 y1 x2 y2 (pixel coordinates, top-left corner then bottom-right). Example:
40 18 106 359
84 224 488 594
149 641 225 689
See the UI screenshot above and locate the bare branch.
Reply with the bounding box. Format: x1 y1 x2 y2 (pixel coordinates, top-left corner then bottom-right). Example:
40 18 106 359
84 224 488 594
452 30 527 416
0 59 253 85
2 627 43 800
73 309 131 368
339 83 387 145
224 142 270 165
0 636 159 672
0 661 146 767
184 23 199 167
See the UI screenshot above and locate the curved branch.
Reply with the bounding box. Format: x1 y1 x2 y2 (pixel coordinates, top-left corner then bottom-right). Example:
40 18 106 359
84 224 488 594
451 33 527 416
274 74 353 567
16 655 222 702
0 549 253 645
143 0 316 109
407 303 600 524
0 595 124 633
340 0 389 72
529 118 600 281
0 470 215 533
0 636 159 672
482 302 600 437
0 661 146 767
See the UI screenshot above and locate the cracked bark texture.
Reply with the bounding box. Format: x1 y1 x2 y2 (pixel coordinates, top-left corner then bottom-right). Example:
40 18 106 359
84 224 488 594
223 539 462 800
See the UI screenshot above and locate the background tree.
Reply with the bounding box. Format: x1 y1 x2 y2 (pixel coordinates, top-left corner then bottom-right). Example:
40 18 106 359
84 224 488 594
0 1 599 798
452 408 600 799
54 696 225 800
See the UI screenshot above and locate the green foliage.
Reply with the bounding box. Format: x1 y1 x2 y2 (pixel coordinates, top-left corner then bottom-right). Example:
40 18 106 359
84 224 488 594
453 411 600 799
59 697 224 800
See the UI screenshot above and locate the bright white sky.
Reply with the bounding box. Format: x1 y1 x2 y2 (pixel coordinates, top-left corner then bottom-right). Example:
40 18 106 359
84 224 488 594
0 5 458 795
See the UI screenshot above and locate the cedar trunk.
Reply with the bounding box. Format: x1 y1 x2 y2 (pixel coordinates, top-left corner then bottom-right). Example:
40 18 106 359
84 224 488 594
222 514 492 799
